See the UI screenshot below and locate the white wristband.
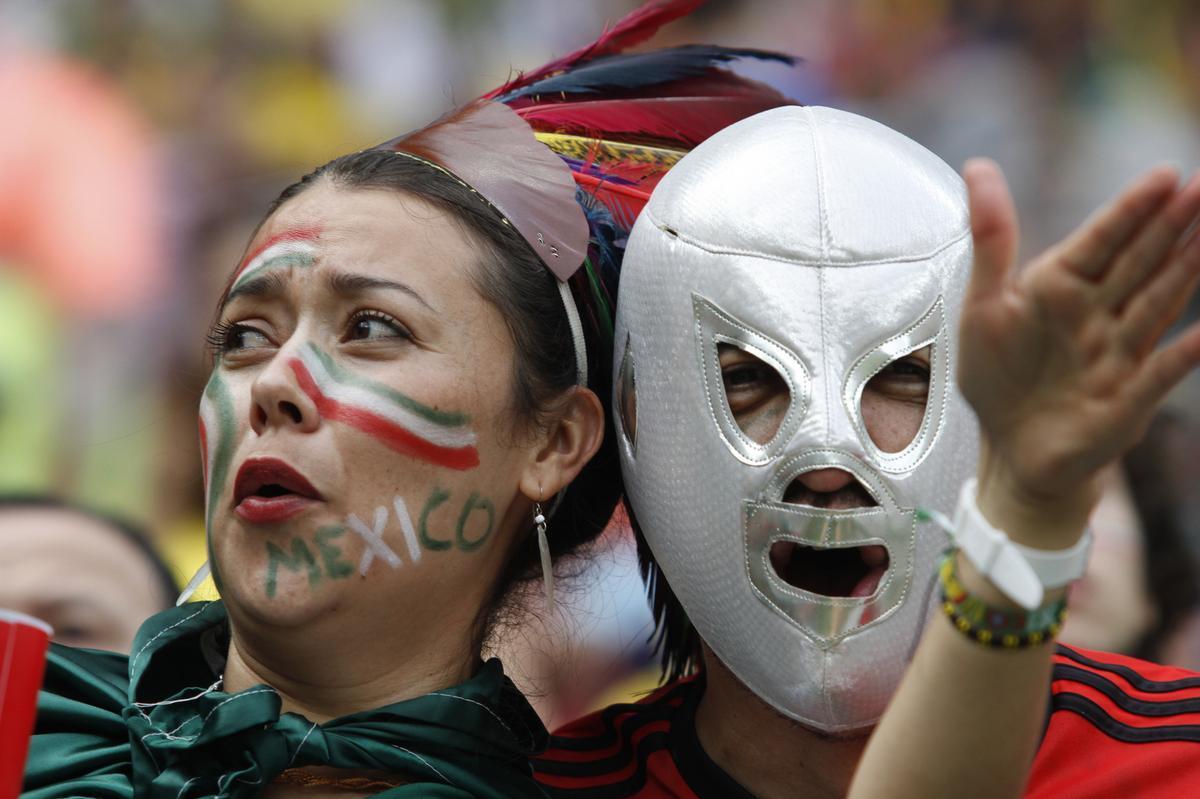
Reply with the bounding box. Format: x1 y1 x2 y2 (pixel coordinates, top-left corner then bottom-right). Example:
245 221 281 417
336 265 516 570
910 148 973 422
946 478 1092 610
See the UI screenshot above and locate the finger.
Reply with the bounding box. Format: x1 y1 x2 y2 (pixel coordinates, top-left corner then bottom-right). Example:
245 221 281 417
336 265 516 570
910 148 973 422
1054 166 1178 280
1100 170 1200 310
1121 227 1200 357
964 158 1018 302
1129 319 1200 410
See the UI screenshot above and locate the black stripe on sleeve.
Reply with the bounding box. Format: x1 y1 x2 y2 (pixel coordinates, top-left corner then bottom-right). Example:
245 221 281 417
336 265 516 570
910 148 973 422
1052 692 1200 744
1053 664 1200 717
1056 645 1200 693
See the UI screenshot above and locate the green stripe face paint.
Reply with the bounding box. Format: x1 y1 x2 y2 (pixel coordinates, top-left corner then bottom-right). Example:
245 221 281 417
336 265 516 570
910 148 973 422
199 369 236 589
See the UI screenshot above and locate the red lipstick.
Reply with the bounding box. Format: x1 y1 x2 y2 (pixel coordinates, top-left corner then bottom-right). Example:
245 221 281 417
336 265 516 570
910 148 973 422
233 457 323 525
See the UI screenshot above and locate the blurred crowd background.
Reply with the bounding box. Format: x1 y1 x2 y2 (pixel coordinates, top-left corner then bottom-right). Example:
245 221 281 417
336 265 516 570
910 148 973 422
2 0 1199 729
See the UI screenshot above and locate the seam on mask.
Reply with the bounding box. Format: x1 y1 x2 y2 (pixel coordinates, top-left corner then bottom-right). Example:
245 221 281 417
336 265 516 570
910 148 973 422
823 650 837 726
644 207 973 267
809 110 833 445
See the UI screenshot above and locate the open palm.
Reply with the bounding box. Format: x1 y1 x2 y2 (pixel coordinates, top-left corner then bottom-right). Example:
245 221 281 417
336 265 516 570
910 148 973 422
958 160 1200 522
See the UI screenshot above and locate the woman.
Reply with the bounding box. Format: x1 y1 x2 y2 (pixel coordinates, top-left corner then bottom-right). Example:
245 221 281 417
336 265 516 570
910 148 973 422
20 3 794 796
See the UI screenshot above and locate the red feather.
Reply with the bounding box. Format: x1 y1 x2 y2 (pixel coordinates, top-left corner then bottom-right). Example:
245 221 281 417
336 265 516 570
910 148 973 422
571 172 654 230
518 96 791 148
484 0 704 99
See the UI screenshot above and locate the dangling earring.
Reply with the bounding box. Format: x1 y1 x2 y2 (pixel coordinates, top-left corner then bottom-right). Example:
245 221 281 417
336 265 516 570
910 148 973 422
534 501 554 611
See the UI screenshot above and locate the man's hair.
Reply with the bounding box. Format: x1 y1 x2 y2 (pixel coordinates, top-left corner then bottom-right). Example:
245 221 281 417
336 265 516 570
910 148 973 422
0 494 179 607
627 499 703 682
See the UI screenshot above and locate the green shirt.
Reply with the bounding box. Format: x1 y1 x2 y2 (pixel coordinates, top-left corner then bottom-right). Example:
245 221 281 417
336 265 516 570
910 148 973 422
23 601 549 798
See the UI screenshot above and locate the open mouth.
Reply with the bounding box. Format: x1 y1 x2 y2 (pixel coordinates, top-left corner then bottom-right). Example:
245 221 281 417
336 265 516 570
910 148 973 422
769 470 888 598
770 541 890 598
233 457 323 524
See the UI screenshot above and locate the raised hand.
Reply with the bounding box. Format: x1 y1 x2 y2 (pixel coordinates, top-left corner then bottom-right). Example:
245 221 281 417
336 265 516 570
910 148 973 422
957 159 1200 545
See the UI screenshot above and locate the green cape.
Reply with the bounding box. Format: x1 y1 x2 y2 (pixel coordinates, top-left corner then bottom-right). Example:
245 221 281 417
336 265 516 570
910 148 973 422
23 601 549 798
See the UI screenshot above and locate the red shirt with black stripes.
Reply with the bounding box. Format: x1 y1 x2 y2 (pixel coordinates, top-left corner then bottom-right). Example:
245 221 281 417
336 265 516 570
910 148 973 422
533 645 1200 798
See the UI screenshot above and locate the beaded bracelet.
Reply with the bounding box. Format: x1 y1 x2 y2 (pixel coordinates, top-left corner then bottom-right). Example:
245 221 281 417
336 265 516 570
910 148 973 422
938 549 1067 649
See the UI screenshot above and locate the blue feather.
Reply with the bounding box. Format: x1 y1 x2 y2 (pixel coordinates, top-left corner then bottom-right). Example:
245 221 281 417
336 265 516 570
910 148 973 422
497 44 796 103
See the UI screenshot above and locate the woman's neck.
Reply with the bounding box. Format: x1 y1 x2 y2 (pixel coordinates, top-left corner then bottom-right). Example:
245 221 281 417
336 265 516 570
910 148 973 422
694 647 867 799
222 612 477 722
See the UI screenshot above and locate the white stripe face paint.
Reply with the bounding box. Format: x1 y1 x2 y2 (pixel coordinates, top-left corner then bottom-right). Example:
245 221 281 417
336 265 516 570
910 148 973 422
231 239 318 291
393 497 422 563
348 506 402 575
298 346 477 451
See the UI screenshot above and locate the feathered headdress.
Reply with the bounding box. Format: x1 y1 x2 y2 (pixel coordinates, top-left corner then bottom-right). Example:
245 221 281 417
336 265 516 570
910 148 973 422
384 0 797 380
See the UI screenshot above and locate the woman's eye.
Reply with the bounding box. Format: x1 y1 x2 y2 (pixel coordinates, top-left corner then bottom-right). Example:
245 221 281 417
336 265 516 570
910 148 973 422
346 312 410 342
209 322 271 353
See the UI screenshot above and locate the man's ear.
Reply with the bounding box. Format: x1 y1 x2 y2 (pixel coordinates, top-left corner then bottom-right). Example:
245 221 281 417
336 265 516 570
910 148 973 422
519 386 605 500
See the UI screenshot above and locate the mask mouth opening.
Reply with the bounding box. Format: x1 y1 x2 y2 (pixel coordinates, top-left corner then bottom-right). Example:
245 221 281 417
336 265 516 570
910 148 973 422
772 468 887 598
770 541 890 598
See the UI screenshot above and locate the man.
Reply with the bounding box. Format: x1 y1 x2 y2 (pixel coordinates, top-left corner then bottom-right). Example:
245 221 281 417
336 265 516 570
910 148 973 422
0 496 177 652
534 106 1200 797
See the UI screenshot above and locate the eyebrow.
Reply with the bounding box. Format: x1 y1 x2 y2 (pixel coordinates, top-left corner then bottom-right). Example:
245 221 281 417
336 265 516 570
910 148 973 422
222 270 288 308
220 270 438 315
327 272 438 314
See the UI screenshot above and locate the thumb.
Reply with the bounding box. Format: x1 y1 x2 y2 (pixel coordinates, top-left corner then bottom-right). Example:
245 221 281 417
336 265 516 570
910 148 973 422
963 158 1019 302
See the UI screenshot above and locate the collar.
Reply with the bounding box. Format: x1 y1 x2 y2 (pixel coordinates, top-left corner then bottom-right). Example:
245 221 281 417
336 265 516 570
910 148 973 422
123 601 547 798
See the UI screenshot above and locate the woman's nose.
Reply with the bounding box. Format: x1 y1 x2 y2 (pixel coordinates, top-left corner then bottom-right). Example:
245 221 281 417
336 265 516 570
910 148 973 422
249 352 320 436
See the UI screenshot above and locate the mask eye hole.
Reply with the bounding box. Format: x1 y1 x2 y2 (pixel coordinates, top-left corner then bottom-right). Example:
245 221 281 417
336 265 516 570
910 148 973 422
860 344 932 454
719 342 791 446
617 336 637 452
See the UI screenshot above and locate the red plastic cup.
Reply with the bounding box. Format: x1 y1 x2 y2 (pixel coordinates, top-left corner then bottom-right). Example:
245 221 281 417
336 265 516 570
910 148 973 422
0 610 52 799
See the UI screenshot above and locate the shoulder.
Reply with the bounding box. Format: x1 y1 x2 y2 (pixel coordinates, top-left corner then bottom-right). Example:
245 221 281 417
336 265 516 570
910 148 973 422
1026 644 1200 798
25 644 133 796
533 676 701 798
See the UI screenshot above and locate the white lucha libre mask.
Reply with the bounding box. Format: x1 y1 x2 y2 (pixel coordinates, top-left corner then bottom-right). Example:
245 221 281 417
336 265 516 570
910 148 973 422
614 106 980 732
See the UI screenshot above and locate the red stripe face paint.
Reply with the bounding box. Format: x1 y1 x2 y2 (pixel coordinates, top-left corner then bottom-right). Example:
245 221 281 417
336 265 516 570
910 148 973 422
231 226 322 291
289 343 480 471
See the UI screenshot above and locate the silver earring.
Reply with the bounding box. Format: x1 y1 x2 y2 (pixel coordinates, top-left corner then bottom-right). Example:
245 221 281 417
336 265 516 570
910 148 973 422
535 502 554 611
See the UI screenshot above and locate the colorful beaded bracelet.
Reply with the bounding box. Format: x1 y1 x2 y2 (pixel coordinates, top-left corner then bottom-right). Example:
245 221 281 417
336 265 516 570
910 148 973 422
938 549 1067 649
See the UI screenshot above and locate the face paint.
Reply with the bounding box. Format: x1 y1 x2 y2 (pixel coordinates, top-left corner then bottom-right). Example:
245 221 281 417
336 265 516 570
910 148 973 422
314 526 355 579
259 486 499 597
199 369 236 589
265 538 321 598
392 497 422 564
230 225 322 292
290 343 480 470
347 505 402 575
263 529 356 598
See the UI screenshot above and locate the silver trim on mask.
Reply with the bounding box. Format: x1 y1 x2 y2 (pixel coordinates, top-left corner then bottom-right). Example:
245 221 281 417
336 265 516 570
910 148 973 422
745 449 916 647
842 298 949 474
693 294 811 465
